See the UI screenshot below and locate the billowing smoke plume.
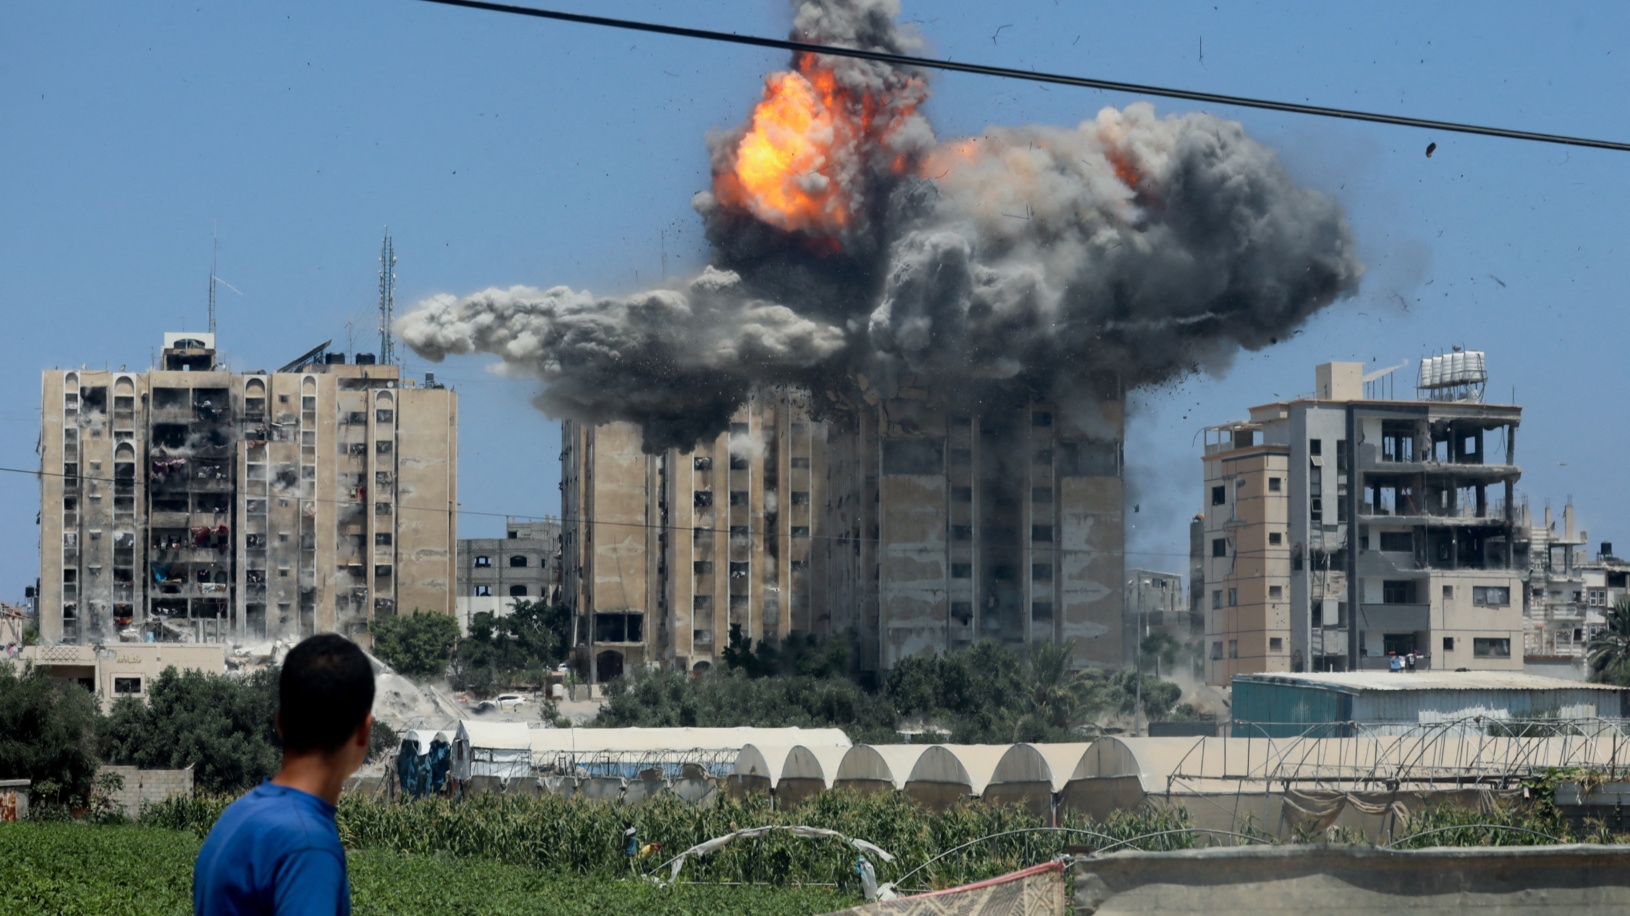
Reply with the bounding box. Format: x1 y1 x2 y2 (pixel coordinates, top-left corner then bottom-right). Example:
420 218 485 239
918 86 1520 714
401 0 1363 452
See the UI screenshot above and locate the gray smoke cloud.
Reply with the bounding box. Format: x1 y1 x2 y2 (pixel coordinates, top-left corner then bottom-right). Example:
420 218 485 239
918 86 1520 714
399 1 1363 452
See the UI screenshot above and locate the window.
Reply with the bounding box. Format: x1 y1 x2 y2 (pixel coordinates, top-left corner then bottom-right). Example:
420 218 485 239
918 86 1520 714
1212 538 1227 558
1032 486 1053 503
694 561 714 575
1443 585 1454 600
1211 642 1223 660
507 530 519 539
693 456 712 471
114 677 142 694
509 555 528 568
1269 585 1283 600
1309 439 1322 456
791 526 810 537
693 596 712 611
1031 525 1054 542
882 438 944 474
1268 477 1282 492
952 524 972 541
1031 601 1054 619
1383 580 1416 604
730 422 749 436
1212 590 1222 609
1032 449 1052 465
790 559 809 572
376 409 394 423
1310 497 1323 523
790 456 810 468
1443 636 1455 652
951 448 972 466
1379 531 1413 552
376 533 392 546
729 561 749 579
1228 640 1239 658
952 486 973 503
1473 586 1511 607
790 491 810 505
951 602 973 623
1269 531 1283 546
474 585 491 596
1212 485 1226 506
474 555 491 568
509 585 528 597
595 612 643 643
1269 637 1283 652
376 441 392 454
730 525 750 539
729 491 749 506
694 491 712 508
1473 637 1511 658
375 502 391 515
1032 563 1053 581
951 563 972 579
1228 588 1238 607
729 454 749 470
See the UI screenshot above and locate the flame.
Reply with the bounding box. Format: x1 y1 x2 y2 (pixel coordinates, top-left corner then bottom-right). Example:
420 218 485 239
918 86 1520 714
714 54 923 242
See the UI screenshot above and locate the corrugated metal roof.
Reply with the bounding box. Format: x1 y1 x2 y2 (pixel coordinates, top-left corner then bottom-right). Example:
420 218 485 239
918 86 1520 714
1233 671 1625 693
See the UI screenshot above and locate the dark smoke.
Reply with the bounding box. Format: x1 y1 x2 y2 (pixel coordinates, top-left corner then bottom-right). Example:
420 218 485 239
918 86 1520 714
400 1 1363 452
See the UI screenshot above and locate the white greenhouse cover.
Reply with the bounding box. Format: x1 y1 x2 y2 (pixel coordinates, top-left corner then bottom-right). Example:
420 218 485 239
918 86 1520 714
452 720 533 781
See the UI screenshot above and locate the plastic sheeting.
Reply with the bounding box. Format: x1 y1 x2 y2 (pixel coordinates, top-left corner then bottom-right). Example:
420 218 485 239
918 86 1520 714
665 825 895 884
822 861 1066 916
452 720 533 781
396 730 452 798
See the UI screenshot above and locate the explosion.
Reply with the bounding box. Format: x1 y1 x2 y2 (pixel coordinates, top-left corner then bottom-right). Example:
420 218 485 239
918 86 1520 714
400 0 1364 452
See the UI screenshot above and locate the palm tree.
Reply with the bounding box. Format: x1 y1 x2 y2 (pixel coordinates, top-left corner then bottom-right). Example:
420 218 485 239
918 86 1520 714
1586 599 1630 685
1013 639 1094 741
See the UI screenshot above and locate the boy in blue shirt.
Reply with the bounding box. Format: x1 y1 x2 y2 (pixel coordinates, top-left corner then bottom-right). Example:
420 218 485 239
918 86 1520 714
194 634 375 915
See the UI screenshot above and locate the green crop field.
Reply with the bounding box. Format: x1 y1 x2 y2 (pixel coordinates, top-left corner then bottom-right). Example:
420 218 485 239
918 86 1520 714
0 823 856 916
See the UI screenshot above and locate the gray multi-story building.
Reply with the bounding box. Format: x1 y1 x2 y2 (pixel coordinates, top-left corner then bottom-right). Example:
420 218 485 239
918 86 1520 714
1126 568 1188 644
1201 355 1525 685
455 517 561 633
1522 503 1628 659
38 333 458 648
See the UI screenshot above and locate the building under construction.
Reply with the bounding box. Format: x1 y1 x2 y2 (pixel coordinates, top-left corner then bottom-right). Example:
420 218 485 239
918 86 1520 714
561 379 1127 680
1200 355 1525 685
37 333 457 647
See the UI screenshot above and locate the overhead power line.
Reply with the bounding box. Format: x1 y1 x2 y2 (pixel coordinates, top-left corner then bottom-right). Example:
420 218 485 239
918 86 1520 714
415 0 1630 153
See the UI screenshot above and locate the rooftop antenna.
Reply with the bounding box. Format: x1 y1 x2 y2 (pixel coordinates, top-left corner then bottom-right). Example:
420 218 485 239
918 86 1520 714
208 224 218 337
378 230 397 365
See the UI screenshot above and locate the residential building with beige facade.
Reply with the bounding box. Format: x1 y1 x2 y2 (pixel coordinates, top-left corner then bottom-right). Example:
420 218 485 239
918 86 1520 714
561 379 1127 680
1202 357 1525 685
38 333 456 649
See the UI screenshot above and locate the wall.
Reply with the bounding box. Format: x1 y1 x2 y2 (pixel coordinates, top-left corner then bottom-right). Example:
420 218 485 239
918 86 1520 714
1075 844 1630 915
99 765 193 817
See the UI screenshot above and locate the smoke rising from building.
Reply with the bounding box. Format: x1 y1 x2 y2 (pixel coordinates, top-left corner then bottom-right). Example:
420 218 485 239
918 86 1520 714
399 0 1364 452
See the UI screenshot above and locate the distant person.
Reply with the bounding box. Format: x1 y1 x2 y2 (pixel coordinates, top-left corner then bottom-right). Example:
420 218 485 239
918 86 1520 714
1389 652 1403 673
193 634 375 915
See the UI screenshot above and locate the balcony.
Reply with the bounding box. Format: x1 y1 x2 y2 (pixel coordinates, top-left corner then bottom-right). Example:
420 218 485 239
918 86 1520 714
1356 603 1430 631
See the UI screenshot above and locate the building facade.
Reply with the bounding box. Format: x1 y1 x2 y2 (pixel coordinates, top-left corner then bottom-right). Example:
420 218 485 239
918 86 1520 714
38 334 457 648
1202 357 1526 685
455 517 562 633
561 380 1127 680
1522 503 1628 659
1126 568 1189 643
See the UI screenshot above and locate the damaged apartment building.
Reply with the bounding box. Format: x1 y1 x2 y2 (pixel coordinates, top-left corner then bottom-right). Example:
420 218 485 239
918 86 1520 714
561 378 1126 682
1201 354 1525 685
38 333 457 647
1522 502 1629 660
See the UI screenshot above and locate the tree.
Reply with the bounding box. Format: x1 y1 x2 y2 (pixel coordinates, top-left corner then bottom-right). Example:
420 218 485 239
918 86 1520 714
0 664 101 807
721 626 853 680
372 609 459 680
1012 639 1097 742
1588 599 1630 685
596 666 898 744
451 599 569 694
101 666 281 794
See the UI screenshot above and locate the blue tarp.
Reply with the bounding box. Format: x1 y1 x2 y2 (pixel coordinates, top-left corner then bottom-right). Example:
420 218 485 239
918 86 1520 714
397 736 452 798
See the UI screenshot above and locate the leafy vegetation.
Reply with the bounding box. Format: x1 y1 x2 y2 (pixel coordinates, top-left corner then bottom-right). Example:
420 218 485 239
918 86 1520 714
100 666 281 794
371 609 461 680
144 789 1196 890
450 599 571 695
0 664 103 808
605 635 1190 743
0 822 853 916
1587 599 1630 685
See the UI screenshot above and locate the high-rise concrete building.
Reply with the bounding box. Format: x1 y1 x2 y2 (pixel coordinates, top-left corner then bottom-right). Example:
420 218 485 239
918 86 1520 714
38 333 457 648
561 387 820 681
455 517 562 634
561 379 1127 680
1200 356 1525 685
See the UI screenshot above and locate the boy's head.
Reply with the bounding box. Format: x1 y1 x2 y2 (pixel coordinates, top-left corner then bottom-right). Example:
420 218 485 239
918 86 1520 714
278 634 375 753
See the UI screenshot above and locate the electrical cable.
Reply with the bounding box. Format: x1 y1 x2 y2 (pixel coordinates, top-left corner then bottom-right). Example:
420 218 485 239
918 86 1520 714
414 0 1630 153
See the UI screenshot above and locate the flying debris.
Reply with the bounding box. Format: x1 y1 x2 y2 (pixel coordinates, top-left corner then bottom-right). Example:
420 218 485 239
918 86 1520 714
1426 142 1437 158
400 0 1364 453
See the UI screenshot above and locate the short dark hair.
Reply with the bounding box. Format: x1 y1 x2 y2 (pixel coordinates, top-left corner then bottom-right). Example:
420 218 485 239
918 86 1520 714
279 634 375 752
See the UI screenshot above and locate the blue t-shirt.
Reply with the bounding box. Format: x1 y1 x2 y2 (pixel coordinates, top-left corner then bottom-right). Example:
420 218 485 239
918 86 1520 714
193 782 350 916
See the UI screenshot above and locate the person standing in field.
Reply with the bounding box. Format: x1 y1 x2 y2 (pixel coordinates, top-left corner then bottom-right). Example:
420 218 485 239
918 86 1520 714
194 634 375 915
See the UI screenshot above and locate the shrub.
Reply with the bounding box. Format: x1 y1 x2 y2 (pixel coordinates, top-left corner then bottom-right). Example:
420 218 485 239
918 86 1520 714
0 664 102 808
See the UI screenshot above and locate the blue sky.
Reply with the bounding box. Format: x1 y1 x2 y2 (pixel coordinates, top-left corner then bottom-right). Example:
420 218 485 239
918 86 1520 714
3 1 1627 600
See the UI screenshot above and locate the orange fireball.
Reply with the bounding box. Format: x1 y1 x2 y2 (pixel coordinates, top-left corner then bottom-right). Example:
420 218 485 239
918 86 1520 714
718 68 849 233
